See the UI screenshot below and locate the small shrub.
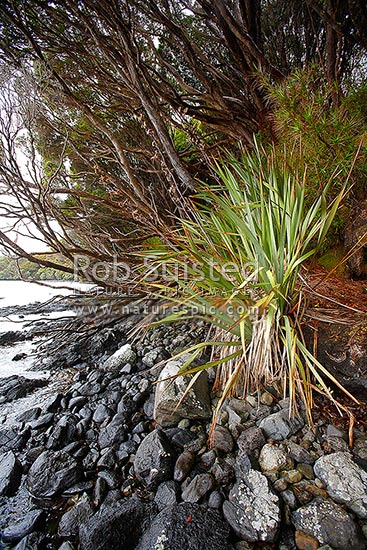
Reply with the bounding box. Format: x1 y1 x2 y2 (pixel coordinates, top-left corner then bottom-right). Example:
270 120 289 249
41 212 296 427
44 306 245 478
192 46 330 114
138 143 357 428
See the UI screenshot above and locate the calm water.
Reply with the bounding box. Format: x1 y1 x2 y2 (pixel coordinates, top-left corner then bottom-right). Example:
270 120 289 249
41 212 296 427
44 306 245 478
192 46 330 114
0 280 90 379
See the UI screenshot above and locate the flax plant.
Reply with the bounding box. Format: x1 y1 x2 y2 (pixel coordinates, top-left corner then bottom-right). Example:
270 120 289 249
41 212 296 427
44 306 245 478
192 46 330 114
139 143 357 427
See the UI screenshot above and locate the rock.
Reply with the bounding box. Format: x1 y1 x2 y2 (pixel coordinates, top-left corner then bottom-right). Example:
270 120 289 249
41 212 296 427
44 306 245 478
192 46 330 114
58 494 94 537
46 415 77 450
26 450 82 499
280 489 297 509
102 344 137 373
134 429 175 489
297 463 314 480
0 426 30 452
292 498 365 549
98 413 127 449
211 426 234 453
142 348 167 368
305 320 367 398
223 469 280 542
0 375 47 404
314 452 367 518
12 532 44 550
208 490 223 509
93 404 113 424
29 413 54 431
286 441 314 465
211 457 235 486
1 509 44 544
154 481 180 511
79 496 153 550
284 469 303 484
135 503 232 550
16 408 41 423
0 451 22 496
68 396 87 412
259 408 304 440
354 436 367 469
153 359 211 427
294 531 319 550
174 450 195 482
97 470 119 489
181 473 215 503
237 426 266 457
58 543 76 550
259 443 293 473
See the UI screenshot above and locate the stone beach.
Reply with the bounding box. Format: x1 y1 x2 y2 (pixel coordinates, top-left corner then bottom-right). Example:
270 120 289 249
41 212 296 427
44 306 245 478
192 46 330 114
0 303 366 550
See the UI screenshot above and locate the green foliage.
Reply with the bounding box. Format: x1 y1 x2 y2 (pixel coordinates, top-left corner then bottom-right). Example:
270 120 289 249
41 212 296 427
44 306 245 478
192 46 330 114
139 144 356 426
0 256 73 281
265 67 367 202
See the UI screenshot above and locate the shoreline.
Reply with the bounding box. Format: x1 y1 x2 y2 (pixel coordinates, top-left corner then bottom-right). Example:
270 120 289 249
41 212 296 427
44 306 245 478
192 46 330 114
0 296 366 549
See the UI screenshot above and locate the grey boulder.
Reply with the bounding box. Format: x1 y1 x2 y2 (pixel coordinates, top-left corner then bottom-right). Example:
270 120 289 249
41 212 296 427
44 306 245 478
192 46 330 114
79 496 153 550
153 359 211 427
102 344 136 372
258 408 304 441
0 451 22 496
1 509 44 544
58 494 94 537
292 497 365 550
135 503 232 550
223 468 280 542
134 429 175 489
314 452 367 518
26 450 82 499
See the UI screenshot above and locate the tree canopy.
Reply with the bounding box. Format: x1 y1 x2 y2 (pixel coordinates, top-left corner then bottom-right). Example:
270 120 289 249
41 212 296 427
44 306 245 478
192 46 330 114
0 0 366 284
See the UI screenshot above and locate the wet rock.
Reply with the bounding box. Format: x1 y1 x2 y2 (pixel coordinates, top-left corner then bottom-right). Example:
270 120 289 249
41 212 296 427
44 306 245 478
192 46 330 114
154 481 180 511
27 450 82 499
174 450 195 482
314 452 367 518
0 331 28 345
237 426 266 457
58 543 76 550
153 359 211 427
259 408 304 441
0 451 22 496
97 470 119 489
1 509 44 544
29 413 54 431
16 408 41 423
223 469 280 542
68 396 87 412
211 426 234 453
58 494 94 537
79 496 153 550
181 473 215 503
102 344 137 373
259 443 293 473
0 426 30 452
134 429 175 489
98 413 127 449
135 503 232 550
46 415 77 450
0 376 47 405
93 404 113 424
292 497 365 549
12 532 44 550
